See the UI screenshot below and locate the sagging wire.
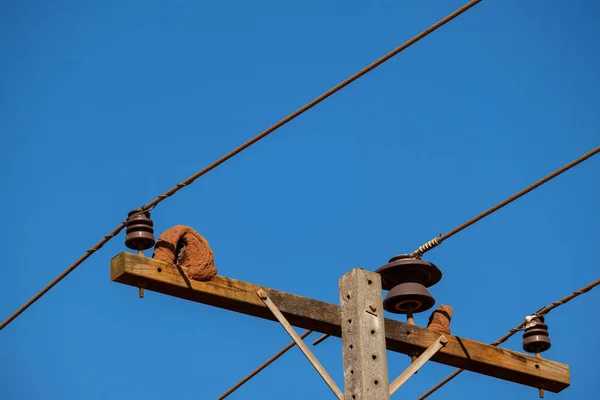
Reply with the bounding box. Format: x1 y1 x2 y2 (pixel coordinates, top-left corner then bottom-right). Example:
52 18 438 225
0 0 484 332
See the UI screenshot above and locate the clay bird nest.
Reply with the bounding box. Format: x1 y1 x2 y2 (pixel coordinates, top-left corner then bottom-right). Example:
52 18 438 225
152 225 217 281
427 305 453 334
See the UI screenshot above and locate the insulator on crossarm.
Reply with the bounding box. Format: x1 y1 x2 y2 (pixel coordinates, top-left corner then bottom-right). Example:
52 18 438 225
375 254 442 315
125 210 156 251
522 315 551 354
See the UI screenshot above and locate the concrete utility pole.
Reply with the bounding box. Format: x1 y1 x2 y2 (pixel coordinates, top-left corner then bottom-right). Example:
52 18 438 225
339 269 389 400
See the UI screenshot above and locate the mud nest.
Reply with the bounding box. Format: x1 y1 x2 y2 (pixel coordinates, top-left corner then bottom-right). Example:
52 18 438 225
426 305 453 334
152 225 217 281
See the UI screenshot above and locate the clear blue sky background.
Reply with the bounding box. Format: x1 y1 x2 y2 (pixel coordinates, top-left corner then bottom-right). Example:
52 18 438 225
1 1 598 399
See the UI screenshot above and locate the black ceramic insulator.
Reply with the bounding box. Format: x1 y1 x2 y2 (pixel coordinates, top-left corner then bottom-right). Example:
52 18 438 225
522 318 551 353
125 210 155 251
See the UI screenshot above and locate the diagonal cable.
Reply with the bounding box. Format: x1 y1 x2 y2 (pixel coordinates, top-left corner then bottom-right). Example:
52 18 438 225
417 278 600 399
0 0 483 332
311 144 600 347
217 330 313 399
411 145 600 257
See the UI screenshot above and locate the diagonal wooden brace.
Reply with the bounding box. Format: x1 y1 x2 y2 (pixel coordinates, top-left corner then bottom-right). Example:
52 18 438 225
256 289 344 400
389 335 448 395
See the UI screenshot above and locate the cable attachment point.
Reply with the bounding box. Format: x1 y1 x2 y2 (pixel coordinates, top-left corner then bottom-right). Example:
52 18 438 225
125 209 156 253
523 315 551 353
523 315 551 398
125 209 156 299
376 254 442 315
411 237 442 258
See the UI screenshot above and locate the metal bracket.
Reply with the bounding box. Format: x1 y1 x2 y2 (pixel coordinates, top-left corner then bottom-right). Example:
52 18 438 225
389 335 448 395
257 289 344 400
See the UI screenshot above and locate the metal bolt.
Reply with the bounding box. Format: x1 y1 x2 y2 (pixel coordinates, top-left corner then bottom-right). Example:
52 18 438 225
535 353 545 398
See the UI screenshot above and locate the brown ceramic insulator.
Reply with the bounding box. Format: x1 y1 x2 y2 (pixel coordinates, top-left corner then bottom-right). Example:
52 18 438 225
376 254 441 315
376 254 442 291
125 210 155 251
522 319 551 353
383 282 435 314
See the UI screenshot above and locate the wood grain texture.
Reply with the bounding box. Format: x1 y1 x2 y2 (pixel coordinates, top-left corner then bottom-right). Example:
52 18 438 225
110 252 570 393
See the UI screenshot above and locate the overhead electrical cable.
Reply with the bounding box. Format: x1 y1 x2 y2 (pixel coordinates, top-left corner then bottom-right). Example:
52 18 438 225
217 330 313 399
0 0 483 332
410 145 600 258
417 278 600 399
311 144 600 347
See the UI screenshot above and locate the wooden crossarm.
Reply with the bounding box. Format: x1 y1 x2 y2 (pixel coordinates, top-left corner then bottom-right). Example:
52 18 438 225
110 252 570 393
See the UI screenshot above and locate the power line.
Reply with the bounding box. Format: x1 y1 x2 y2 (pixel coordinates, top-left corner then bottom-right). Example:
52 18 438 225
417 277 600 399
311 144 600 347
217 330 313 399
411 145 600 257
0 0 483 332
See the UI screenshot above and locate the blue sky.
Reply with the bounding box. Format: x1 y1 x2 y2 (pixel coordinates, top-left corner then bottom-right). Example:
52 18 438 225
1 1 599 399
